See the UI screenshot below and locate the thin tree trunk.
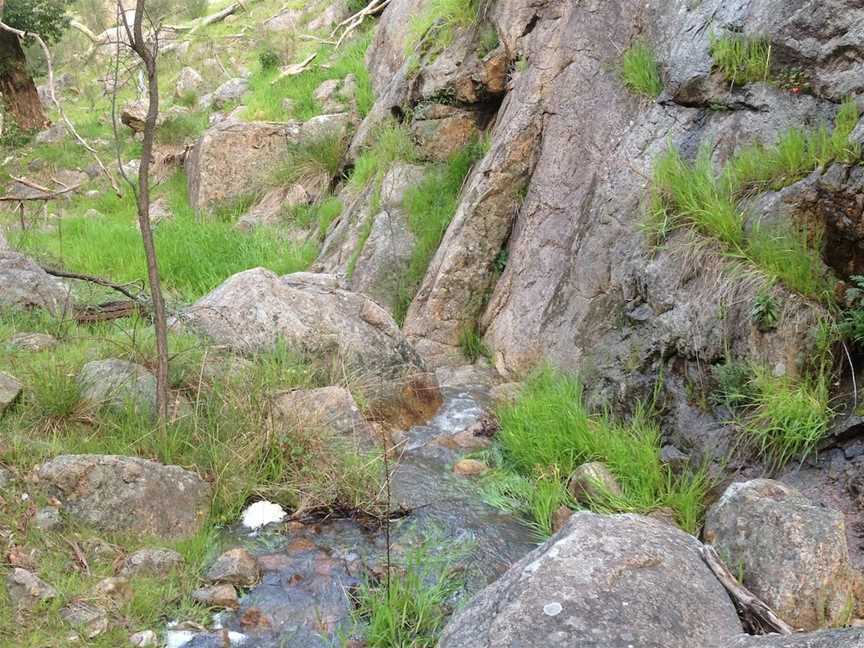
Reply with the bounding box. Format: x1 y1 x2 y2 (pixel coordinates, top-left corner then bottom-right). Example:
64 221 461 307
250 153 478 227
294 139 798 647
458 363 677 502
122 0 169 423
0 29 48 130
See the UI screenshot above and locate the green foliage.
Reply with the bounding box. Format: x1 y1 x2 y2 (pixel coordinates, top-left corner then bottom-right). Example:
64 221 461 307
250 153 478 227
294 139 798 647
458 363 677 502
156 111 208 145
482 368 709 537
406 0 480 58
750 292 779 332
351 542 466 648
393 138 486 323
711 361 755 410
742 367 832 468
346 0 372 12
258 49 281 71
286 195 344 241
620 41 663 98
839 275 864 344
182 0 209 19
12 172 317 300
709 32 771 85
4 0 74 44
272 134 347 191
476 24 500 58
175 91 200 109
648 99 862 300
244 32 374 122
458 324 491 362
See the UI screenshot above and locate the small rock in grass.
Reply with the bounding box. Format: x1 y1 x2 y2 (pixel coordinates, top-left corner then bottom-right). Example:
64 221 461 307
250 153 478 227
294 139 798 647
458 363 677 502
5 568 57 612
129 630 158 646
60 601 109 638
647 507 679 528
92 576 133 606
0 372 23 415
0 465 13 488
191 583 239 609
121 547 184 577
34 506 62 531
453 459 489 477
659 445 690 473
7 332 57 351
551 506 573 533
567 461 622 503
205 548 259 587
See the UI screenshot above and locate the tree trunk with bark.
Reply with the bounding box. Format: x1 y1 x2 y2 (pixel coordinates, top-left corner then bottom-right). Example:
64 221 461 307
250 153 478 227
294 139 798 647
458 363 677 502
0 29 48 130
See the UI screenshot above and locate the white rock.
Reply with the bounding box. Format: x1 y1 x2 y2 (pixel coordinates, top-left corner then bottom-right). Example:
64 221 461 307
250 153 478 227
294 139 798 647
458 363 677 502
241 500 286 530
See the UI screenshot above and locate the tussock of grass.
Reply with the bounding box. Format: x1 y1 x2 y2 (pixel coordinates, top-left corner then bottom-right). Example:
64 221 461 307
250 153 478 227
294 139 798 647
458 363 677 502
244 32 374 122
709 32 771 85
271 134 347 195
351 542 467 648
458 323 491 362
481 368 709 538
620 42 663 98
156 111 209 145
406 0 480 58
12 172 317 300
392 138 487 323
647 98 861 299
287 195 344 241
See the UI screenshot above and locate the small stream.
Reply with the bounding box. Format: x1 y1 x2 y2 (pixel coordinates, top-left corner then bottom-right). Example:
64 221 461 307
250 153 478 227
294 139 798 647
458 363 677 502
169 369 538 648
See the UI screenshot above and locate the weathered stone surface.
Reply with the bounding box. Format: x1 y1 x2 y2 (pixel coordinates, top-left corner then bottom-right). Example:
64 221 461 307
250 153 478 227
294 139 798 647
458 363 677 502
191 583 239 609
120 547 185 576
186 121 299 211
92 576 133 605
411 104 484 161
437 512 742 648
148 197 173 225
0 372 23 415
121 100 165 133
0 248 72 314
35 123 66 144
60 601 109 638
350 210 416 311
205 548 260 587
704 479 856 630
300 112 353 142
175 67 204 98
7 332 57 352
77 359 156 418
272 386 372 440
37 455 211 539
129 630 159 647
235 184 311 232
567 461 623 503
6 568 57 612
729 629 864 647
453 458 488 477
183 270 431 405
201 77 248 111
34 506 62 531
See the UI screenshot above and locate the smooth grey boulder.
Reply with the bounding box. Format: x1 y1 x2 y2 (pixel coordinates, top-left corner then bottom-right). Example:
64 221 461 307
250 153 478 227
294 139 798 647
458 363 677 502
272 386 372 441
175 67 203 98
0 248 72 315
77 359 156 418
5 568 57 613
201 77 248 111
437 512 743 648
182 269 432 407
350 210 416 312
36 455 211 539
729 629 864 647
704 479 856 630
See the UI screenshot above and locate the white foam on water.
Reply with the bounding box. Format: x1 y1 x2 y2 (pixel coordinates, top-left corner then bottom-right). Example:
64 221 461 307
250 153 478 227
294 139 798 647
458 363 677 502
164 630 196 648
241 500 287 530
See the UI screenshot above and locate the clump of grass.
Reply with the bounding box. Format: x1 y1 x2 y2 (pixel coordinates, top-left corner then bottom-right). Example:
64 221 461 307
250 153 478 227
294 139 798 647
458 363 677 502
620 41 663 98
709 32 772 85
481 368 709 537
392 138 486 323
647 98 861 300
458 324 490 362
406 0 481 58
271 134 347 194
287 195 344 240
351 542 466 648
156 111 209 145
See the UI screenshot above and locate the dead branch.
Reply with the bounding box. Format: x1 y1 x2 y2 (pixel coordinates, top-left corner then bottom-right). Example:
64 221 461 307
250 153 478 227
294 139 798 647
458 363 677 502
165 0 261 34
701 545 794 635
0 177 83 202
270 52 317 85
329 0 390 48
0 20 121 194
41 266 146 304
75 300 145 323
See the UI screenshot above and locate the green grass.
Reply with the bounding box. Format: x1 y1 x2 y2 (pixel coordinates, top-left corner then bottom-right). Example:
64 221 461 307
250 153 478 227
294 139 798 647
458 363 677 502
156 111 209 145
620 41 663 98
351 542 466 648
11 172 318 301
647 98 861 300
480 368 709 538
392 138 487 323
287 195 344 241
271 134 347 192
709 32 772 85
458 324 490 362
405 0 481 58
244 32 375 122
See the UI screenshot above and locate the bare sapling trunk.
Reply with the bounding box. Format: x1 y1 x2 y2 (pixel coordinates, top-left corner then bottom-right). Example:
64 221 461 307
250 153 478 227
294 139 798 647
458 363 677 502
120 0 169 422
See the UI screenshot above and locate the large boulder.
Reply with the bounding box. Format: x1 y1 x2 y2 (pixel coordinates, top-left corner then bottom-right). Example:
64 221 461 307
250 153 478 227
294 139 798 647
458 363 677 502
36 455 211 538
704 479 857 630
186 121 300 211
272 386 373 441
729 629 864 647
200 77 249 111
437 512 743 648
0 248 72 314
77 359 156 418
182 270 435 411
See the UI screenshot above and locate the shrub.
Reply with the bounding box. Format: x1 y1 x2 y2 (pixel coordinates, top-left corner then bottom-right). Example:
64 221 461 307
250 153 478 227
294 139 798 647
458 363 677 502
258 49 281 71
709 32 771 85
482 368 709 537
620 41 663 98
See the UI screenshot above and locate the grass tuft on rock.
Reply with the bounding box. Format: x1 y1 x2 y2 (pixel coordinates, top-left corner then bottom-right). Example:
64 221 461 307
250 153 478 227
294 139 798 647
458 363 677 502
709 32 772 85
620 42 663 98
480 368 709 538
405 0 481 58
